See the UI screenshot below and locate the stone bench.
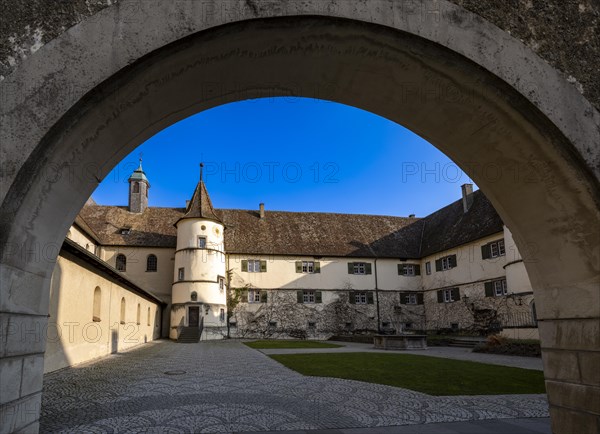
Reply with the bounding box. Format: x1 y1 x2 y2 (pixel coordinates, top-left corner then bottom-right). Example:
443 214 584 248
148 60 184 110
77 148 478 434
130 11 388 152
373 334 427 350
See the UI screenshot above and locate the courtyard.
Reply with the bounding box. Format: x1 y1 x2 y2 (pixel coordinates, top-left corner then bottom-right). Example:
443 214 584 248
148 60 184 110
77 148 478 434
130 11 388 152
40 340 549 433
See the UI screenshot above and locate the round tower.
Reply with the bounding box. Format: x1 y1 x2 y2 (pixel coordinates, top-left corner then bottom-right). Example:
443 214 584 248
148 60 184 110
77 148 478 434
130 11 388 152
170 164 227 340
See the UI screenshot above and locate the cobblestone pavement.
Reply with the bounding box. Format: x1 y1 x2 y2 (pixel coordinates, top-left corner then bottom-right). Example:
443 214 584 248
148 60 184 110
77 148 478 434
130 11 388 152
41 340 548 433
260 342 544 371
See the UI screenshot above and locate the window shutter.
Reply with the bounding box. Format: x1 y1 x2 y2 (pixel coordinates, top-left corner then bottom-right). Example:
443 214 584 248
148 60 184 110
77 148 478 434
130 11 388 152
399 294 407 304
435 259 442 272
314 262 321 273
348 263 354 274
241 260 248 272
297 290 303 303
397 264 403 275
349 291 356 304
417 293 424 305
367 292 374 304
240 289 248 302
481 244 491 260
260 291 268 303
414 264 421 276
295 261 302 273
365 263 372 274
452 287 460 301
484 281 494 297
449 255 457 268
315 291 322 303
260 260 267 272
437 290 444 303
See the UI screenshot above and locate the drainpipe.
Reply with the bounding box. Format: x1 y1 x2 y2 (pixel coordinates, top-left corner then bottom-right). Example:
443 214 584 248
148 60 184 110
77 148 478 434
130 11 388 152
374 258 381 334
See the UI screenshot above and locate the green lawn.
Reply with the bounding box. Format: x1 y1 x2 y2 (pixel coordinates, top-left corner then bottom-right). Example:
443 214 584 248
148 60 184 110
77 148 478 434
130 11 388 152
244 340 343 349
269 352 546 395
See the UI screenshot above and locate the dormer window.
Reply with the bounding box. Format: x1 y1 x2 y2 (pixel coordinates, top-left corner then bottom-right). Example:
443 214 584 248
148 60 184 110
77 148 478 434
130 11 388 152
120 228 131 235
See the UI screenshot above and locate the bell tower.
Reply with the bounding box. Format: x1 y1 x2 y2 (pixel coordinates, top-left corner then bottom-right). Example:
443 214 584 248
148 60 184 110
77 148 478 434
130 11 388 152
128 158 150 213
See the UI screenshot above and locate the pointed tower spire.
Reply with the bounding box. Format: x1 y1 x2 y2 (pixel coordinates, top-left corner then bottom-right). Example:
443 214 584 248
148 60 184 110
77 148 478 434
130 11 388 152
176 162 222 225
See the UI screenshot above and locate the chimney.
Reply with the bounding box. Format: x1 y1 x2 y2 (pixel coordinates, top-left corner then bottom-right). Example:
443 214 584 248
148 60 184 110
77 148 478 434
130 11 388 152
409 214 415 218
461 184 474 213
259 203 265 219
185 200 190 209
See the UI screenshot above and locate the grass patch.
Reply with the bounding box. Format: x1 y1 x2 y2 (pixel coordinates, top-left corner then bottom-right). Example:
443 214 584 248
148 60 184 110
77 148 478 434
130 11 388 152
244 340 343 349
269 352 546 395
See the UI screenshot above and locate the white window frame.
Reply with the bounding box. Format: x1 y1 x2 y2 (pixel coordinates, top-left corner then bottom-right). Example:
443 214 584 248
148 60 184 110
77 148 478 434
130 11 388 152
490 240 506 258
402 264 415 276
441 257 450 271
405 294 417 305
355 292 367 304
218 277 225 292
303 291 315 303
247 259 261 273
425 262 431 275
197 236 207 249
443 288 454 302
248 289 261 303
302 261 315 273
494 279 508 296
178 267 184 281
353 262 366 275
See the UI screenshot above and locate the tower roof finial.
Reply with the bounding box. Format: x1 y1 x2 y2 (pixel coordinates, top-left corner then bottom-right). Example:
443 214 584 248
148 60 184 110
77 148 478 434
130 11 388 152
200 162 204 181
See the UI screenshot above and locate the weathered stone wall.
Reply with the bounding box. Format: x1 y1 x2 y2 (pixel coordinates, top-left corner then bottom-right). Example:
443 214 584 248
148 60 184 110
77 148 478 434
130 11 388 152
2 0 598 110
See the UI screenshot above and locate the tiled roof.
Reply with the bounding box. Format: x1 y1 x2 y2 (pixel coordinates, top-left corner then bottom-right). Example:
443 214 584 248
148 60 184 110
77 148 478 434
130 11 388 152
177 180 222 224
78 189 503 258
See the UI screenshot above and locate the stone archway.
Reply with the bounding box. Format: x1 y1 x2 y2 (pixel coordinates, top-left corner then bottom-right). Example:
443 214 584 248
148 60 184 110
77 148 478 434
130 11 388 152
1 2 598 432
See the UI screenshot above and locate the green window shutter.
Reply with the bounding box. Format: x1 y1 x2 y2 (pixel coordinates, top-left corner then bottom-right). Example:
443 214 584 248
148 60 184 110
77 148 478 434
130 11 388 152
297 290 304 303
367 292 374 304
241 260 248 272
452 287 460 301
365 263 372 274
414 264 421 276
397 264 403 275
349 291 356 304
260 291 268 303
435 259 442 272
260 260 267 272
437 290 444 303
484 281 494 297
315 291 322 303
240 289 248 302
348 263 354 274
295 261 302 273
399 293 407 304
314 262 321 273
449 255 457 268
417 293 424 305
481 244 491 260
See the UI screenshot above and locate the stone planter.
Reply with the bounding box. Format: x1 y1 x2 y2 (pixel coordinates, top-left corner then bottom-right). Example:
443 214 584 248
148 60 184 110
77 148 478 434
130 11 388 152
373 334 427 350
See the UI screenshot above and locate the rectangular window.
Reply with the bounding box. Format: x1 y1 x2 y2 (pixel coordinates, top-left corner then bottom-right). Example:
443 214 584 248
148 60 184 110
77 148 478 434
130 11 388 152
353 262 366 275
403 264 415 276
219 308 225 322
307 321 316 328
303 291 315 303
494 278 508 296
178 267 184 281
355 292 367 304
443 288 454 302
483 239 506 259
218 277 225 292
302 261 314 273
435 255 457 272
425 261 431 275
441 257 450 270
197 236 207 249
405 293 417 305
247 259 261 272
248 290 261 303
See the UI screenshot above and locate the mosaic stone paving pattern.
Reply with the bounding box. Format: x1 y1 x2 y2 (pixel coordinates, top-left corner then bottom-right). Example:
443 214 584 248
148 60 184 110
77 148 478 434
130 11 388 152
40 341 549 433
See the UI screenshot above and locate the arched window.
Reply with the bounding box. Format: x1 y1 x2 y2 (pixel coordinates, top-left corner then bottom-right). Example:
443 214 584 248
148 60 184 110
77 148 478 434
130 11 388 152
116 254 126 271
146 254 157 272
133 181 140 193
136 303 141 325
191 291 198 302
120 298 126 324
147 307 151 326
93 287 101 322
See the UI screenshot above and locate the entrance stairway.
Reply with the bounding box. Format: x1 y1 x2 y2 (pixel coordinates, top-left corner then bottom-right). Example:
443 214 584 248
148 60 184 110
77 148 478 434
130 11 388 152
178 327 201 343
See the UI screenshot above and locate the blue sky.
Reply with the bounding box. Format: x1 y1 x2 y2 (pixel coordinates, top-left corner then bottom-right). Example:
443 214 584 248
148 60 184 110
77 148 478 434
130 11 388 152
92 97 476 217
